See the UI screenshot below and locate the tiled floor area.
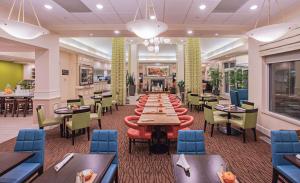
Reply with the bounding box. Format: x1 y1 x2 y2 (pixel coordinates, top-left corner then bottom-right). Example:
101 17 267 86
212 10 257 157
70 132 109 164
0 115 37 143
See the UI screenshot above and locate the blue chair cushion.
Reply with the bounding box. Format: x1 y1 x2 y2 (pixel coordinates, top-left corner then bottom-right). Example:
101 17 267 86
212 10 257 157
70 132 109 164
237 89 248 101
276 165 300 183
177 130 205 155
230 91 239 106
101 164 117 183
0 163 41 183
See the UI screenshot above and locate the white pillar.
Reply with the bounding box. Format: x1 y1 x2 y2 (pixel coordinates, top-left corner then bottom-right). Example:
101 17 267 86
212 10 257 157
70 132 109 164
130 44 138 94
177 44 184 81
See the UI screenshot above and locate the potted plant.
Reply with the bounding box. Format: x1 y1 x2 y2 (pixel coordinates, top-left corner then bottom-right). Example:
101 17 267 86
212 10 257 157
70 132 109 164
208 68 223 95
177 80 185 93
127 72 136 96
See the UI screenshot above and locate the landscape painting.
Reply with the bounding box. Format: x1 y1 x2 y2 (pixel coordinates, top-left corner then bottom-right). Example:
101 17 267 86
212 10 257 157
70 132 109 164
147 66 169 77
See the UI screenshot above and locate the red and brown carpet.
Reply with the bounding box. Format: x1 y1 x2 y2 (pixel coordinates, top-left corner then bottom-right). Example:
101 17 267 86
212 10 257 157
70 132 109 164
0 105 272 183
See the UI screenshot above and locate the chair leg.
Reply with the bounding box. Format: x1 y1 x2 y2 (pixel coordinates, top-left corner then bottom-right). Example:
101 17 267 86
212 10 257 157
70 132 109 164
110 106 112 114
272 168 279 183
115 168 118 183
167 139 170 155
242 129 246 143
129 138 132 153
87 127 90 141
38 166 43 175
210 124 214 137
148 139 151 155
98 119 102 129
204 120 207 132
72 130 75 145
66 129 69 138
252 128 257 141
59 124 63 137
115 104 119 111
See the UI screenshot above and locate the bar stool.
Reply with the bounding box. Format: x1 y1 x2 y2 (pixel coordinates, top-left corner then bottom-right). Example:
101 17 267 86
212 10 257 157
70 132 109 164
15 98 28 117
4 98 15 117
0 97 4 115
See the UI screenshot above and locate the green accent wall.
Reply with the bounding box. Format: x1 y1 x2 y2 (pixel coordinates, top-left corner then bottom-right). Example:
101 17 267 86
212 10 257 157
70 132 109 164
0 60 23 90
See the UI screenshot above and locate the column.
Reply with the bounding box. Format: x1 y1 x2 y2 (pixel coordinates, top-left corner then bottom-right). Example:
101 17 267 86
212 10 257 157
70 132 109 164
130 44 138 94
176 44 184 82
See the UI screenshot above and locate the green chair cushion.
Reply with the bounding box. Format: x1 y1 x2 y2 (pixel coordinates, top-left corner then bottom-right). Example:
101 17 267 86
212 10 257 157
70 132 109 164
213 115 228 124
229 118 244 128
90 113 99 120
41 118 61 127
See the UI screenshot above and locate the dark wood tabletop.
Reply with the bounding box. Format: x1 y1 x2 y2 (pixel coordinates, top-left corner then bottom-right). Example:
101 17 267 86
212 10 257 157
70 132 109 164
33 153 115 183
215 104 245 114
284 155 300 168
172 154 225 183
54 106 90 115
0 152 34 176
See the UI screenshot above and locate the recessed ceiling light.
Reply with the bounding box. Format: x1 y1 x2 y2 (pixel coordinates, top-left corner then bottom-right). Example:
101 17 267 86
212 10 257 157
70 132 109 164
250 5 258 10
180 39 184 42
44 4 53 10
89 33 94 36
187 30 193 34
114 30 120 34
96 4 104 10
199 4 206 10
215 33 219 36
130 39 133 42
150 15 156 20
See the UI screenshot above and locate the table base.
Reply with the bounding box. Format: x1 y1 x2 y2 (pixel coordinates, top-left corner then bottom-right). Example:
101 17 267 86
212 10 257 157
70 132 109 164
150 144 169 154
218 126 241 136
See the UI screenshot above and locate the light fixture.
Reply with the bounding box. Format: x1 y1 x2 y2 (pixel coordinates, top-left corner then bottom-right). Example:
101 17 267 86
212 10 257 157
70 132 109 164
249 5 258 10
114 30 120 34
246 0 297 43
199 4 206 10
44 4 53 10
187 30 193 34
0 0 49 40
215 33 219 36
89 33 94 36
150 15 156 20
126 0 168 39
96 4 103 10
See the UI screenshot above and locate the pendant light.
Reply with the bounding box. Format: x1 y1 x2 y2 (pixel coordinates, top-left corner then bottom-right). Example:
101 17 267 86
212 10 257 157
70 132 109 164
246 0 296 43
0 0 49 40
127 0 168 39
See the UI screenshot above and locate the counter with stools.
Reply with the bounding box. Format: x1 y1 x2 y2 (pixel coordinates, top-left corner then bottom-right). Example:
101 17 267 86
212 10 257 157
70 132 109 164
4 98 15 117
15 98 28 117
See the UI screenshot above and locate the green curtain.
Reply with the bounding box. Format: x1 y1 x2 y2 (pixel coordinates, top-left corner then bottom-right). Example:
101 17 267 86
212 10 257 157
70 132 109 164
184 38 202 95
111 37 125 105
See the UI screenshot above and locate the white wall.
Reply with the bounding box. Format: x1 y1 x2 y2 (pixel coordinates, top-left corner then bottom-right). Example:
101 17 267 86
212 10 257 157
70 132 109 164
23 64 35 79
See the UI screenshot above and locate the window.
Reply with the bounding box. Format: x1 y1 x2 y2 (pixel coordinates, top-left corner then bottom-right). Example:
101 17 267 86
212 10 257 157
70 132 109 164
269 61 300 120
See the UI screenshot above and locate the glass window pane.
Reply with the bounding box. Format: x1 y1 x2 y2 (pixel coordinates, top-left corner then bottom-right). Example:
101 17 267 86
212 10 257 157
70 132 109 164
269 61 300 120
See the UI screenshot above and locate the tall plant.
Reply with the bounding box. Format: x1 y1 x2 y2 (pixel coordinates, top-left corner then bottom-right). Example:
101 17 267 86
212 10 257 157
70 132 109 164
208 68 223 91
126 72 135 86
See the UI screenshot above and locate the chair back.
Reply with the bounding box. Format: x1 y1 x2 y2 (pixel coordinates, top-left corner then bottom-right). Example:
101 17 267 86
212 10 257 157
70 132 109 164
134 108 143 116
71 108 90 130
206 99 218 110
78 95 85 105
203 104 214 124
94 91 102 96
102 95 113 108
175 108 188 116
190 94 200 105
230 91 239 106
96 103 102 118
179 115 194 129
90 130 118 164
124 116 139 129
67 99 81 106
36 105 46 127
243 108 258 129
241 101 255 110
14 129 45 164
177 130 205 155
271 130 300 167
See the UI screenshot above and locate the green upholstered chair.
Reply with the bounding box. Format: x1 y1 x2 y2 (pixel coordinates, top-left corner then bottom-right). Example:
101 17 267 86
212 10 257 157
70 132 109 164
186 91 192 107
90 103 102 129
67 99 81 106
112 92 119 111
66 108 91 145
102 95 113 115
203 104 228 137
36 105 63 137
229 108 258 143
189 94 204 112
232 101 255 119
206 99 227 117
78 95 94 106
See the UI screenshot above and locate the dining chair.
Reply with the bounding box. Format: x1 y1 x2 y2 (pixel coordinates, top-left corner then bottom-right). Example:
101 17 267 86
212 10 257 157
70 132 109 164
186 91 192 108
0 97 4 115
90 103 102 129
271 130 300 183
229 108 258 143
232 101 255 119
66 108 91 145
124 116 152 154
203 104 228 137
174 108 188 116
15 98 28 117
177 130 206 155
112 92 119 111
189 94 204 112
102 95 113 115
134 108 143 116
90 130 118 183
206 99 226 117
0 129 45 182
36 105 63 137
67 99 81 106
78 95 94 106
4 98 15 117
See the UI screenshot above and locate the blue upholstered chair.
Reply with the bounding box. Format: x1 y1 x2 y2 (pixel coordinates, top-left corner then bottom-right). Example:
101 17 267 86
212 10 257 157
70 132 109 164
177 130 206 155
90 130 118 183
230 91 239 106
271 130 300 183
237 89 248 105
0 129 45 183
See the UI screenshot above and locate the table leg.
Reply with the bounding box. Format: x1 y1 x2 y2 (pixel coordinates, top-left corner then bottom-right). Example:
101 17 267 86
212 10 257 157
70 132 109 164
150 126 168 154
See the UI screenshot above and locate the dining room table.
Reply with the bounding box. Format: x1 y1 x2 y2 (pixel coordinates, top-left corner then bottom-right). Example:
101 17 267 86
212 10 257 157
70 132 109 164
0 152 34 176
172 154 239 183
33 153 115 183
137 94 181 154
215 104 246 136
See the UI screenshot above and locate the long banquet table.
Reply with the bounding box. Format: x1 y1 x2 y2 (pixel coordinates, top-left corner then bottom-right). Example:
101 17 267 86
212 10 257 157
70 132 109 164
137 94 181 154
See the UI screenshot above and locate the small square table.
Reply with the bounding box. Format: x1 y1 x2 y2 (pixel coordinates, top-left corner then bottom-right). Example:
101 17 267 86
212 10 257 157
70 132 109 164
0 152 34 176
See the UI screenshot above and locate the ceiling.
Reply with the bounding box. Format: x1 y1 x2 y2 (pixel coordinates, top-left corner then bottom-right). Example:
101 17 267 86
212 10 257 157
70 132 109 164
0 0 299 37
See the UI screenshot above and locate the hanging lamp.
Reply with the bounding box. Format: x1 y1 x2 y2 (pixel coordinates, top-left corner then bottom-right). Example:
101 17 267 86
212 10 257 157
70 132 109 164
0 0 49 40
127 0 168 39
246 0 296 43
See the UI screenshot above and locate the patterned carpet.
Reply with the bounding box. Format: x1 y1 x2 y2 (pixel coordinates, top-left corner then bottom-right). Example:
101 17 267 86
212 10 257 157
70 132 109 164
0 105 272 183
